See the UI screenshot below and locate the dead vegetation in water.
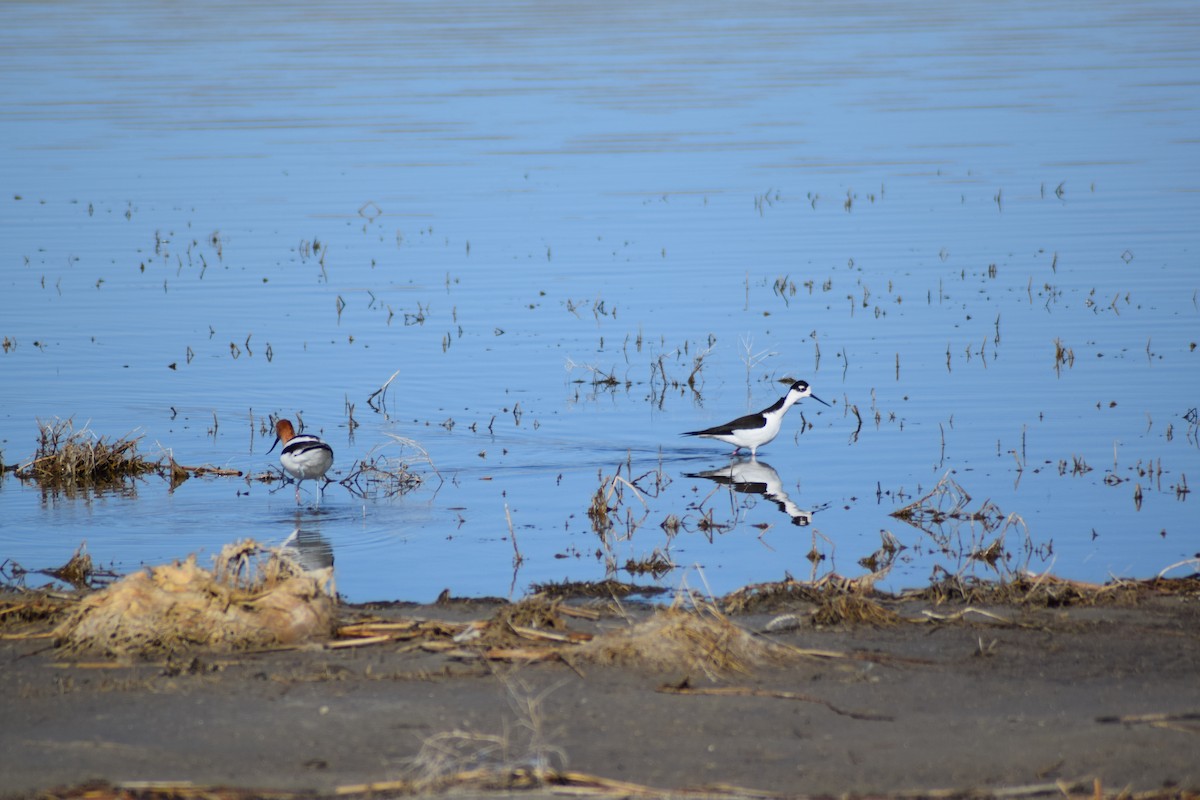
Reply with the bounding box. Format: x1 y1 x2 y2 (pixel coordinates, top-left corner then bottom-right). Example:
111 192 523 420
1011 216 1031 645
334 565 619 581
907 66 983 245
890 473 1005 528
624 550 675 578
583 458 680 583
11 418 245 495
1 544 130 594
5 418 429 498
0 543 98 592
19 418 157 494
340 433 431 499
53 539 336 658
1 543 121 593
39 544 96 589
890 473 1044 580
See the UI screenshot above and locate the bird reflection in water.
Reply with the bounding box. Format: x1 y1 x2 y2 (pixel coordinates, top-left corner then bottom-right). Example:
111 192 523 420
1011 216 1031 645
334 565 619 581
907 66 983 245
685 458 812 527
281 523 337 597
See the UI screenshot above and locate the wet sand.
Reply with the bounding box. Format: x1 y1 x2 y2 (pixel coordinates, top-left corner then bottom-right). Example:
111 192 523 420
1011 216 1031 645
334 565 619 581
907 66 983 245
3 590 1198 798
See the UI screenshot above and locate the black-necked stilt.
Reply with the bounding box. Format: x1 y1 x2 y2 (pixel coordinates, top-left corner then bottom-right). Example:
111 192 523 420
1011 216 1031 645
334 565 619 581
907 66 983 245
268 419 334 504
682 380 829 457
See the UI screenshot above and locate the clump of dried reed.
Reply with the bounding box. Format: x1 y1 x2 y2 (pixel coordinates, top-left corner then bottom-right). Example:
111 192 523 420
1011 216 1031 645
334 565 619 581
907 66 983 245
574 600 783 680
341 434 430 499
722 573 900 626
44 544 96 590
55 540 335 658
0 589 77 631
472 595 569 648
910 572 1158 608
21 418 157 494
529 578 665 600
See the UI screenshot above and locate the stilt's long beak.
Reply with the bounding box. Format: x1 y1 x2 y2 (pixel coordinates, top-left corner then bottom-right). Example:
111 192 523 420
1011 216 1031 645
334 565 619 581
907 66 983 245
811 394 831 407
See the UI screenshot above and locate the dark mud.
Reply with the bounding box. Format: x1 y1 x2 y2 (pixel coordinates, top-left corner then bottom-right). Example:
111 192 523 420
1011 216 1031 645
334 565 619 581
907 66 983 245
2 587 1198 799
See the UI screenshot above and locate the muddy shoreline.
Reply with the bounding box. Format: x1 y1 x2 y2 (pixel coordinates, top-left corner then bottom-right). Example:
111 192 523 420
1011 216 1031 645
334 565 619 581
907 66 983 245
3 583 1199 799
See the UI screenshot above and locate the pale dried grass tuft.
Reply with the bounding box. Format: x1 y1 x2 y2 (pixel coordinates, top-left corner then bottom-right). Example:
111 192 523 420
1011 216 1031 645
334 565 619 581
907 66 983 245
54 539 335 658
574 602 783 680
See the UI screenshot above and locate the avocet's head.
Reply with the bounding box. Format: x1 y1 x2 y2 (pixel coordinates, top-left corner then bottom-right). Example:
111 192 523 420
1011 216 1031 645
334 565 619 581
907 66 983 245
267 418 296 453
789 380 831 406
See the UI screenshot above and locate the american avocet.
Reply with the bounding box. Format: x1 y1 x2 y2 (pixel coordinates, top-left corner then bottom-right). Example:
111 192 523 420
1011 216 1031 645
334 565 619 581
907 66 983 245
268 418 334 504
682 380 829 457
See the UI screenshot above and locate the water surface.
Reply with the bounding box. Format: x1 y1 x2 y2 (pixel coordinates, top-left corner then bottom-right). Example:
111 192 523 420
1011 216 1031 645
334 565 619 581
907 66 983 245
2 0 1198 601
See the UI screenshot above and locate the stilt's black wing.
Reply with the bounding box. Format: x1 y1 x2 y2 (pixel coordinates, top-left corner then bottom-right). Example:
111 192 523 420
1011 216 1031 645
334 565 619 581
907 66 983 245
683 411 767 437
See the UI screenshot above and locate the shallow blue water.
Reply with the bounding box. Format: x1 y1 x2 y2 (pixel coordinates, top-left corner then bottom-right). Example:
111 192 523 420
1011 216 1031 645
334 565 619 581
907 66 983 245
2 0 1198 602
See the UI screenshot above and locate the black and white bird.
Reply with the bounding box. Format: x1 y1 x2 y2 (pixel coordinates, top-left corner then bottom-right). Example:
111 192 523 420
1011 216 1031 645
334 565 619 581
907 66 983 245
682 380 829 457
268 418 334 504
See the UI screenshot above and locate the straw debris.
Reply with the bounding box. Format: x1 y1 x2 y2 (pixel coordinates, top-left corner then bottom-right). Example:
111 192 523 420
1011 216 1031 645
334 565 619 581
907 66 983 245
340 433 431 499
909 572 1196 608
54 540 335 658
722 575 900 625
574 604 783 679
530 578 668 600
44 545 96 590
473 595 569 648
21 418 156 494
0 589 76 632
811 592 901 626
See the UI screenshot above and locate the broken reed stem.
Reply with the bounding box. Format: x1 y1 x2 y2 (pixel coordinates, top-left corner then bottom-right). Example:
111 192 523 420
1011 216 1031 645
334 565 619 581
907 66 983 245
367 369 401 411
505 503 523 566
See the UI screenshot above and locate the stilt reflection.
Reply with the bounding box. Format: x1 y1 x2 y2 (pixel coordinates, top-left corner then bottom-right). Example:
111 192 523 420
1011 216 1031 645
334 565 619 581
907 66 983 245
685 458 812 527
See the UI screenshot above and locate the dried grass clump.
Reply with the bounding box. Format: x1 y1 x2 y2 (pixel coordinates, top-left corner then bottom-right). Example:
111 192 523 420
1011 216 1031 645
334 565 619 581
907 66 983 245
44 544 96 590
912 573 1137 608
0 589 76 631
722 575 899 626
341 434 431 499
529 578 665 600
470 596 569 648
910 570 1200 607
21 418 157 494
55 540 335 658
575 604 782 680
811 593 900 626
721 578 826 613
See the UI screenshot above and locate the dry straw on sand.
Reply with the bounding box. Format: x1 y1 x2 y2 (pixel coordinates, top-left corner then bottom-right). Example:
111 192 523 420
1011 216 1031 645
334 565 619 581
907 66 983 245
574 601 784 679
54 540 335 657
